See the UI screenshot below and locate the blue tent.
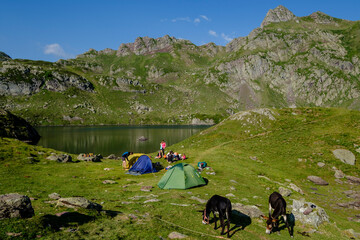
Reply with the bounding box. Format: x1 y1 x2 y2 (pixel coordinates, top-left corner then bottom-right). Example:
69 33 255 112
127 155 158 175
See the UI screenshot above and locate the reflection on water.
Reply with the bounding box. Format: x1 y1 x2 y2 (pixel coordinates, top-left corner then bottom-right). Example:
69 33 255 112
36 125 209 156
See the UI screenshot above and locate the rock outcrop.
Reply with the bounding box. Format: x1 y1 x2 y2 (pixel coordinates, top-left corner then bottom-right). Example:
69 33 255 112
0 62 94 96
0 109 40 144
0 193 35 219
291 199 329 227
261 5 296 28
332 149 356 165
0 51 11 61
46 153 73 163
56 197 102 210
116 35 192 56
307 176 329 185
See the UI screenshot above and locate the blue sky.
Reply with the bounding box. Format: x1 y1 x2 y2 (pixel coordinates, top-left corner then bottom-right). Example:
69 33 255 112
1 0 359 62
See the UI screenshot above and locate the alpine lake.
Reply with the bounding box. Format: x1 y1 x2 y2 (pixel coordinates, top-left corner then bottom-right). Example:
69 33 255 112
35 125 209 157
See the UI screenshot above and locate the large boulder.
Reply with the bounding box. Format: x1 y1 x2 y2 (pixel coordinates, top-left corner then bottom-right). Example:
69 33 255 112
346 175 360 184
279 187 292 197
46 153 72 163
291 199 329 227
0 109 40 144
0 193 35 219
77 154 102 162
56 197 102 210
307 176 329 185
332 149 356 165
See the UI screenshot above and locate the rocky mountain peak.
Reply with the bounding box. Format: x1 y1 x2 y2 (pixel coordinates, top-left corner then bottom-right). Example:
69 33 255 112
260 5 296 28
309 11 336 24
116 35 192 57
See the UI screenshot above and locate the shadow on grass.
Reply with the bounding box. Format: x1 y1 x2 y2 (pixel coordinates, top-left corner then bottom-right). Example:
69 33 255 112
203 210 251 238
40 212 95 231
272 213 295 237
228 210 252 237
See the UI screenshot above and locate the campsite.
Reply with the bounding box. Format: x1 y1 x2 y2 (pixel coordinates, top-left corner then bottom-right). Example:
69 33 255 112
1 107 360 239
1 2 360 239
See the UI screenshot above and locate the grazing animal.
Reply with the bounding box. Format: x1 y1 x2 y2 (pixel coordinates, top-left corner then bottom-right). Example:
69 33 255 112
202 195 232 238
262 192 293 237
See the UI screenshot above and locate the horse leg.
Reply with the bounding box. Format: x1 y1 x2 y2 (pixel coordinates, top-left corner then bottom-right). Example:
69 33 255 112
213 211 217 229
219 214 225 235
226 210 231 238
268 203 272 218
283 214 293 237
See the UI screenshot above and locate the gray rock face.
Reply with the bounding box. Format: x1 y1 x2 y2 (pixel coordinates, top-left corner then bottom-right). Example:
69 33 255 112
307 176 329 185
0 62 94 96
222 14 360 110
279 187 292 197
116 35 192 56
57 197 102 210
191 118 215 125
77 153 102 162
291 199 329 227
48 193 61 200
0 193 35 219
261 5 296 28
332 149 356 165
337 201 360 209
289 183 304 195
310 12 335 24
346 175 360 184
334 169 345 179
46 154 72 163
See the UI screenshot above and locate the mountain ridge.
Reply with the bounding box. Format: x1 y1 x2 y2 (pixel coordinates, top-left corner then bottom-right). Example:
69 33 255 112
1 5 360 125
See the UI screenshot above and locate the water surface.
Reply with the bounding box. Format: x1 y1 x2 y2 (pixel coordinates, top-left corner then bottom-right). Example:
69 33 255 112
36 125 209 156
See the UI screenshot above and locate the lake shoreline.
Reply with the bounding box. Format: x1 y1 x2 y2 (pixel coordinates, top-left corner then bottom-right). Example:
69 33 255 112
35 125 210 156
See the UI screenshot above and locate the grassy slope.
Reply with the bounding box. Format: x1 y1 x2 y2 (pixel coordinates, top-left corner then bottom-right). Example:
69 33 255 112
0 107 359 239
1 46 231 125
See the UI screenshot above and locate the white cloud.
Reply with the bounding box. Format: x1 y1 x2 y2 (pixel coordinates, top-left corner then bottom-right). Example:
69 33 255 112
209 30 218 37
200 15 210 21
221 33 233 42
44 43 71 58
194 18 200 23
171 17 191 22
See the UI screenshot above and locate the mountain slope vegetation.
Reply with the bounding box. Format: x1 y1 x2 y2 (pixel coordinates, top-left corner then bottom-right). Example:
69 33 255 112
0 107 359 239
1 6 360 125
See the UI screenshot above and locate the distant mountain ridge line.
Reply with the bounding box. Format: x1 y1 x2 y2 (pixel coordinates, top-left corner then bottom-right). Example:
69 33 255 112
76 5 358 58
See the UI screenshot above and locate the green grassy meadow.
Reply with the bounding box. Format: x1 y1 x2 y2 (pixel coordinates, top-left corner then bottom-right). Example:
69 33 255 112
0 107 359 239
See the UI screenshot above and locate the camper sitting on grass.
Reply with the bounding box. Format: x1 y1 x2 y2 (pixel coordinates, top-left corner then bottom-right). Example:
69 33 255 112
166 150 174 163
121 152 133 168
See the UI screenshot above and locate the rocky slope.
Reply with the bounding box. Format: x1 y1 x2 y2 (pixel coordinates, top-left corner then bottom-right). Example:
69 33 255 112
0 5 360 125
0 51 11 61
0 108 40 144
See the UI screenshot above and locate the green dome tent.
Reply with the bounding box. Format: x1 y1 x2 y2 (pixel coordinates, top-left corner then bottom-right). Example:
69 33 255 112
157 163 206 189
